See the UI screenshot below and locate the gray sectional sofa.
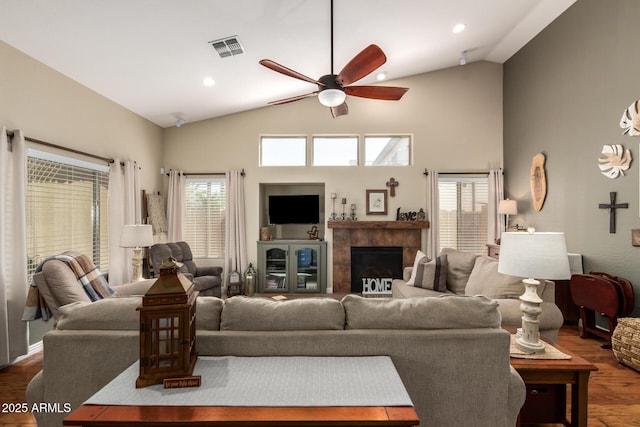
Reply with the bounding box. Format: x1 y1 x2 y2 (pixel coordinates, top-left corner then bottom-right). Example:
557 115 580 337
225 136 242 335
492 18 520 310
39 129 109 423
27 294 526 427
392 248 565 342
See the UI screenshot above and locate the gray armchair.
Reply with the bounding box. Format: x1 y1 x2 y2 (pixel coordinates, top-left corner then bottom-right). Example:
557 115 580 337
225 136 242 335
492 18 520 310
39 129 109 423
149 242 222 297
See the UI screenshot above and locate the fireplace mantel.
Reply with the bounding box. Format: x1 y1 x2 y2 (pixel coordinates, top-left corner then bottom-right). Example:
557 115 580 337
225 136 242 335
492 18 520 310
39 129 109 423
327 220 429 230
329 221 428 294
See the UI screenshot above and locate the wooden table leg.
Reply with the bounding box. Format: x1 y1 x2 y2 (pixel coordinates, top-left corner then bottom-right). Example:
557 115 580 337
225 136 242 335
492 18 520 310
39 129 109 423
571 372 591 427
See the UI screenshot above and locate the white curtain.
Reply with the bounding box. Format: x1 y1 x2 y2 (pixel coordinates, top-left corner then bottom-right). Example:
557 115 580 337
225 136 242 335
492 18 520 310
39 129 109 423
0 127 28 365
167 170 185 242
488 169 505 244
425 169 439 259
224 170 247 288
108 160 140 285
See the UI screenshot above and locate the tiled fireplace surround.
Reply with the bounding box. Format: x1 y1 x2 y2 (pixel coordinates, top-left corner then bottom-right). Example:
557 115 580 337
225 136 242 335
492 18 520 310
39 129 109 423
328 221 429 294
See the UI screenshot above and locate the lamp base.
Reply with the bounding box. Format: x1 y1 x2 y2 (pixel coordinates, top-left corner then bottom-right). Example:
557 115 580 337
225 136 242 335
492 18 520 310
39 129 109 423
516 278 546 354
131 247 144 282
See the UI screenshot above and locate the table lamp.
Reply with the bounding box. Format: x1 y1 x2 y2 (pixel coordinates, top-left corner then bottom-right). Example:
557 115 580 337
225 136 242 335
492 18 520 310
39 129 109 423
120 224 154 281
498 230 570 354
498 199 518 230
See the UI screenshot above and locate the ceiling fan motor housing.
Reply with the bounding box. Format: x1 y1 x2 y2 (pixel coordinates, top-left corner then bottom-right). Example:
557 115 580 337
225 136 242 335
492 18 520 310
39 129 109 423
318 74 342 91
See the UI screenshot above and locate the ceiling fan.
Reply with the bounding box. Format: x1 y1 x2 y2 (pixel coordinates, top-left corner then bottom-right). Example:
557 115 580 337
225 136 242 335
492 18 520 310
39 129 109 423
259 0 409 118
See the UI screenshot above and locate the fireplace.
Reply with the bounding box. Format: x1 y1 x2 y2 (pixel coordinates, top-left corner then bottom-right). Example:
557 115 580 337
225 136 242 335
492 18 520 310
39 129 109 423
328 220 429 294
351 246 403 294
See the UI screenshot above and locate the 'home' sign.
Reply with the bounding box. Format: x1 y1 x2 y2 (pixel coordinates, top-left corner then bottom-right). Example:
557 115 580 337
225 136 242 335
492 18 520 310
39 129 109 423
362 277 392 295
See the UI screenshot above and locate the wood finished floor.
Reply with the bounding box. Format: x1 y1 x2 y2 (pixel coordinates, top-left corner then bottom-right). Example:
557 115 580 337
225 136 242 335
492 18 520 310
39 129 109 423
1 326 639 426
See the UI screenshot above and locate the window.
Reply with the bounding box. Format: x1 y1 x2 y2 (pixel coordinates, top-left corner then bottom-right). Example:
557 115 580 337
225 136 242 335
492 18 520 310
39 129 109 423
260 136 306 166
364 136 411 166
438 175 488 255
312 136 358 166
26 149 110 278
184 177 226 258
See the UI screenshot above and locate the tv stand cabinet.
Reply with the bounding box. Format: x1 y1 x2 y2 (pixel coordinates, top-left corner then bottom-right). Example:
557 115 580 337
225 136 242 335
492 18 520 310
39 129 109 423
257 240 327 294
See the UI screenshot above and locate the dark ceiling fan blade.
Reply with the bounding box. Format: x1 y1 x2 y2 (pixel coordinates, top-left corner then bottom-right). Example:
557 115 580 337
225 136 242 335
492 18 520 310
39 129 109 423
268 92 318 105
259 59 324 86
330 102 349 118
344 85 409 101
336 44 387 87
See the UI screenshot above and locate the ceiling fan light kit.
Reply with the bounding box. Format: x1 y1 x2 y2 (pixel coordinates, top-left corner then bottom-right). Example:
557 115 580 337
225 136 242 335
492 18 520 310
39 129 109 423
259 0 408 117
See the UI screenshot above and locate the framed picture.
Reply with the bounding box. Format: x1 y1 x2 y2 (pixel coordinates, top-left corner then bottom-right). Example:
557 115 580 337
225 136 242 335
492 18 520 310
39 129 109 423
366 189 388 215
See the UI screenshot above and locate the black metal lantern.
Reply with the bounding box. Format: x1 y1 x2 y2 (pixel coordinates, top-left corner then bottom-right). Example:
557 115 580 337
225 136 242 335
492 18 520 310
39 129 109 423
136 258 198 388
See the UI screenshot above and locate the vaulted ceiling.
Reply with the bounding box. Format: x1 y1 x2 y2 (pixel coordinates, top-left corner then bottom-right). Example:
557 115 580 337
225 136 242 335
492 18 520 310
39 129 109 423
0 0 575 127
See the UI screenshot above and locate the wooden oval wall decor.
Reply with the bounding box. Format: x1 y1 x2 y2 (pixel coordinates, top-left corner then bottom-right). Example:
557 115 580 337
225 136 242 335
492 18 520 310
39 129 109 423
530 153 547 211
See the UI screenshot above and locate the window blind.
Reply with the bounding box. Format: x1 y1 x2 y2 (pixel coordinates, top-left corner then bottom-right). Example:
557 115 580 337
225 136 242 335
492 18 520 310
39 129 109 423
184 177 226 258
26 149 110 278
438 175 488 255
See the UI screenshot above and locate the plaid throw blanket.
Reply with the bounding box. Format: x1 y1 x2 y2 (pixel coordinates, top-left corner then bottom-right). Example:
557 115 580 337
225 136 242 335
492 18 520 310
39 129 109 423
22 251 115 321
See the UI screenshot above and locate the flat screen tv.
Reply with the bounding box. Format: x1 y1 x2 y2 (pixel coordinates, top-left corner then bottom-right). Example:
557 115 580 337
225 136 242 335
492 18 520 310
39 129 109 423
268 195 320 225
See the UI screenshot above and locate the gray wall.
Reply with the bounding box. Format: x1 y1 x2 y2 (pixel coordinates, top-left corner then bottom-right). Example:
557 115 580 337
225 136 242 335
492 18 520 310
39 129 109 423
504 0 640 314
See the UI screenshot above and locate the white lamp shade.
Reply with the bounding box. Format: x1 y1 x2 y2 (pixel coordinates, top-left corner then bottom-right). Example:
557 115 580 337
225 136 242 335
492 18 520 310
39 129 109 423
120 224 154 248
498 199 518 215
498 232 570 280
318 88 346 107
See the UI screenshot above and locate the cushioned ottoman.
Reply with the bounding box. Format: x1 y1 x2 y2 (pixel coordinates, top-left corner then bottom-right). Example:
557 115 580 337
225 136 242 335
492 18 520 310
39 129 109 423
612 317 640 372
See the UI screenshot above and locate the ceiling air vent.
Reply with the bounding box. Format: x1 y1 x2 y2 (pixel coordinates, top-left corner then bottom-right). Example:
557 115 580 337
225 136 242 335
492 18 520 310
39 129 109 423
209 36 244 58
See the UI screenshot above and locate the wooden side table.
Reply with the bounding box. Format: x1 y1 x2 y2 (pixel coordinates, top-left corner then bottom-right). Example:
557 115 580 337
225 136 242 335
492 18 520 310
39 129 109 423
510 343 597 427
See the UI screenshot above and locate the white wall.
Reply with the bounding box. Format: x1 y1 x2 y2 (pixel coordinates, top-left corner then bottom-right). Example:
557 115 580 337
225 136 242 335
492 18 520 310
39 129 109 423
0 41 163 193
162 60 504 287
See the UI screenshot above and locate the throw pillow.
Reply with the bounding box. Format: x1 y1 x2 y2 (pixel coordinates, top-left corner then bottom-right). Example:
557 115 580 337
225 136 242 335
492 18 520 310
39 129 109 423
465 255 530 299
440 248 478 295
405 250 427 285
414 255 448 292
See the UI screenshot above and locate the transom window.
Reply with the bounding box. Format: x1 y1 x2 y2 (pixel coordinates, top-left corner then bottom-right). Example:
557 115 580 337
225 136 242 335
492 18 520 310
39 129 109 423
312 136 358 166
260 136 306 166
364 136 411 166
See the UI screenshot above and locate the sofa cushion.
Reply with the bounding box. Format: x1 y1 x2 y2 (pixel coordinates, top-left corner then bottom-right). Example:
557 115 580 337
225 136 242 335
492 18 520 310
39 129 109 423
405 250 427 285
220 296 345 331
414 255 448 292
440 248 478 295
41 260 92 307
342 294 501 329
195 297 224 330
56 297 142 330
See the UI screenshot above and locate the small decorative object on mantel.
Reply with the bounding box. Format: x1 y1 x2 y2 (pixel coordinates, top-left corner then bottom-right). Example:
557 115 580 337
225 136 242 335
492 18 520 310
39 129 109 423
307 225 319 240
341 197 347 220
366 189 388 215
136 257 198 388
350 204 357 221
598 144 632 178
396 207 423 221
598 191 628 233
620 99 640 136
386 177 399 197
530 153 547 211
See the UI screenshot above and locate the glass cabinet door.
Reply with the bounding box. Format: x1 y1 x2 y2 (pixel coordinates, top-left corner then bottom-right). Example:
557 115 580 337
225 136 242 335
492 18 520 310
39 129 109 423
264 246 288 291
292 245 319 292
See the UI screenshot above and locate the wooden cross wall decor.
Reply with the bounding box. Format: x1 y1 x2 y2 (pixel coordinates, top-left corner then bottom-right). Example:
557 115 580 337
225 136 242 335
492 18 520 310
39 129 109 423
386 177 399 197
599 191 628 233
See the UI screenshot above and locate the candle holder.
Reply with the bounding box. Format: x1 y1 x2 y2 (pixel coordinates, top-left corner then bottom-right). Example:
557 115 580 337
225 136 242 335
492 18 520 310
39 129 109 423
331 193 337 220
341 198 347 220
350 204 357 221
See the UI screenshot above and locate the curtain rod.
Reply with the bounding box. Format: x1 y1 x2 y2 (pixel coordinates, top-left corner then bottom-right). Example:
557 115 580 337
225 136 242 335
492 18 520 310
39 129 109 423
167 168 245 177
5 129 115 164
423 169 501 176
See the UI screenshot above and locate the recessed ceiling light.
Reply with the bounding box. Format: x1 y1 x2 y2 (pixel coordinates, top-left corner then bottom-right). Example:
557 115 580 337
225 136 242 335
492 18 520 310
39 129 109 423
453 23 466 34
203 77 216 87
376 72 386 81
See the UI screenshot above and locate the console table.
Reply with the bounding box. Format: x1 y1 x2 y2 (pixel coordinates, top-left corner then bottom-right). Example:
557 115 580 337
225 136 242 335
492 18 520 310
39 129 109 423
64 356 419 427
